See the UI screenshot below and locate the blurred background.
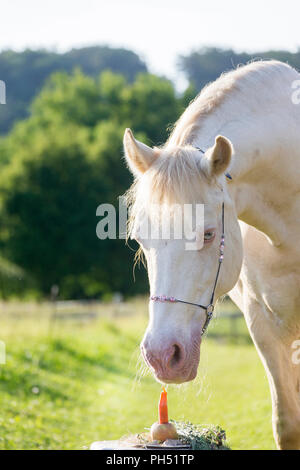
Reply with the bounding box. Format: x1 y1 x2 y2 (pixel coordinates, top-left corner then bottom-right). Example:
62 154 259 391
0 0 298 450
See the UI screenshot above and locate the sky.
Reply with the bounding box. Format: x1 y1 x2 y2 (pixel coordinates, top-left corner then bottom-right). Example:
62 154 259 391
1 0 300 84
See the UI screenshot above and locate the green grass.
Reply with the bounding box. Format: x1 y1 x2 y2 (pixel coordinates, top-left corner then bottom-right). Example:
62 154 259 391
0 299 275 450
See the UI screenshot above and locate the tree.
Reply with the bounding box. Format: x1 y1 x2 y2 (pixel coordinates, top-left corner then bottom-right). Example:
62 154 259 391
0 69 182 298
121 74 181 144
0 46 147 134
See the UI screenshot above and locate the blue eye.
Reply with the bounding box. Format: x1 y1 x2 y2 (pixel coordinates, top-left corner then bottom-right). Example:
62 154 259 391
204 230 215 242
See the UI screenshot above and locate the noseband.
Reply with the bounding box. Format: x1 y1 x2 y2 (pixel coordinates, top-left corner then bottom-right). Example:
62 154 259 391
150 201 225 336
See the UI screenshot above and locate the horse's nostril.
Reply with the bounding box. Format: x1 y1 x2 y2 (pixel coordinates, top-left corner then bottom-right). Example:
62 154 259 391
169 344 183 368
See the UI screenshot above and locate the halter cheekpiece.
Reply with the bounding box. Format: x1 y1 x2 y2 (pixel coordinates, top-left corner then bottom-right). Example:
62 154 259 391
150 145 229 336
150 202 225 336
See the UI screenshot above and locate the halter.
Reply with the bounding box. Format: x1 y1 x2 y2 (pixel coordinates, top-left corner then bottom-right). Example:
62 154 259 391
150 202 225 336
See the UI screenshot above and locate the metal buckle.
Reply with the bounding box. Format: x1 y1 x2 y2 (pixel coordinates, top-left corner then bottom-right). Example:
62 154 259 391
206 304 214 316
201 304 215 336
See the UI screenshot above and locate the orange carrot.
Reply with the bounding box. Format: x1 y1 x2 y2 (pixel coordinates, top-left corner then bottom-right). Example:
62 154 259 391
158 387 169 424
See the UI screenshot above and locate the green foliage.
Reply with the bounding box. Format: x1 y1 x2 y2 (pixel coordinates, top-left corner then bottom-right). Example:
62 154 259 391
0 46 147 134
0 256 27 299
31 70 104 127
0 122 147 297
0 68 182 298
179 46 300 90
121 74 180 144
172 421 229 450
1 127 96 293
1 45 300 136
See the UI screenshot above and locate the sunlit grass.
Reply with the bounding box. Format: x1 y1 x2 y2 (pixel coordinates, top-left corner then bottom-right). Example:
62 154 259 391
0 299 275 449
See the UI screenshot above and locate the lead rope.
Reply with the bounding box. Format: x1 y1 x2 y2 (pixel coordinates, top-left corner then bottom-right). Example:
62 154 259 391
150 202 225 336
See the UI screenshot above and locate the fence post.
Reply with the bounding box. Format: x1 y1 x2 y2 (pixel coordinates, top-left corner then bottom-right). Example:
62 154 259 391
49 284 59 333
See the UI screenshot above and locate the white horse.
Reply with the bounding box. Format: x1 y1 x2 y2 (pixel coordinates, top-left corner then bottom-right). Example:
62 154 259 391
123 60 300 450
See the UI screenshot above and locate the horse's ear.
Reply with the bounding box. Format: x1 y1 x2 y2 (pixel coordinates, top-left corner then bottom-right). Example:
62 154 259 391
203 135 232 177
123 128 157 176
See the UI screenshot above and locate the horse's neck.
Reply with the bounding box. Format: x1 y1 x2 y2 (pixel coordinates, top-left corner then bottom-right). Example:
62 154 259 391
194 103 300 247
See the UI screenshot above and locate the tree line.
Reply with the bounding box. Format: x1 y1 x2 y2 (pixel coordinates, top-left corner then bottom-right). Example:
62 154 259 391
1 46 300 135
0 69 192 298
0 46 147 134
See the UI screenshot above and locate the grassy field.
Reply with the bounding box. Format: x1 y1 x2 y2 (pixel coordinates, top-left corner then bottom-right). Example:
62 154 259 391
0 299 276 450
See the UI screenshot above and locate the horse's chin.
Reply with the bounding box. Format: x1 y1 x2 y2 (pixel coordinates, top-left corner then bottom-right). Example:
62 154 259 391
153 354 200 385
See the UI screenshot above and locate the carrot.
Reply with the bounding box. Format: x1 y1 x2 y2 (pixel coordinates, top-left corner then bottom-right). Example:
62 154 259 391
158 387 169 424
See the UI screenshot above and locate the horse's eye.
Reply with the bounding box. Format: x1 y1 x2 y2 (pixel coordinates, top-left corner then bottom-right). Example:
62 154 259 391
204 230 215 243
